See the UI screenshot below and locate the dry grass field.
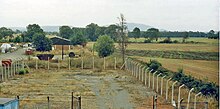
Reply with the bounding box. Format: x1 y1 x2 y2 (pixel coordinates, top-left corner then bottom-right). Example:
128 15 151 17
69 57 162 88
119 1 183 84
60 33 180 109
127 43 218 52
132 56 219 84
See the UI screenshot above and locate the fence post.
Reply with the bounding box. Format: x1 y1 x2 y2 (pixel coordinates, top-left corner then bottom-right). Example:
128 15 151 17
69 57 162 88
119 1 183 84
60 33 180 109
156 73 162 93
81 56 84 69
7 63 10 79
13 62 15 76
142 66 145 82
139 65 142 81
186 88 194 109
178 84 185 109
166 78 172 101
48 57 50 70
4 65 7 80
22 59 24 69
47 96 50 109
69 57 71 70
194 92 202 109
161 76 166 95
11 63 13 77
78 96 81 109
144 68 149 85
103 57 106 70
152 71 157 90
1 67 4 81
36 59 38 69
171 81 178 103
148 69 153 88
71 92 74 109
58 59 60 70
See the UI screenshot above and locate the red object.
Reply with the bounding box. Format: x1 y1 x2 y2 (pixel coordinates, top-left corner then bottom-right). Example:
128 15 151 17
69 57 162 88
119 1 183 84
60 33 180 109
2 59 12 67
25 50 33 55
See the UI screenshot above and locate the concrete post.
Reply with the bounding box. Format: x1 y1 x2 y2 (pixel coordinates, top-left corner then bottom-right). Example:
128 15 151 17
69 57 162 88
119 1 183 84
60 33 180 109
4 65 7 80
194 92 202 109
178 84 185 109
58 59 60 70
161 76 166 95
152 71 158 90
166 78 172 101
7 63 10 78
156 73 162 93
148 69 153 88
171 81 178 103
142 66 145 82
22 59 24 69
13 62 15 76
11 63 13 77
136 63 139 78
103 57 106 70
186 88 194 109
139 65 142 80
144 68 149 85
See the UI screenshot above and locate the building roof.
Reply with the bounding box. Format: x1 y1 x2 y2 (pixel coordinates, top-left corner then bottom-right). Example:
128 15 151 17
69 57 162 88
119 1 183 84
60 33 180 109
49 35 71 45
0 98 16 105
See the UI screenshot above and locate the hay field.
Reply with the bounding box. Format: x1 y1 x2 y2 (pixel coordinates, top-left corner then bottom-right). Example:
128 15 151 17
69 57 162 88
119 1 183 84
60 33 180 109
127 43 218 52
132 56 219 84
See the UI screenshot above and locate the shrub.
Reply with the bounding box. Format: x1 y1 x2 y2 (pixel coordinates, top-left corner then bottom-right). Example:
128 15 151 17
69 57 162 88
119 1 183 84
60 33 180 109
18 68 29 75
144 39 152 43
159 38 172 43
148 60 161 71
173 40 178 43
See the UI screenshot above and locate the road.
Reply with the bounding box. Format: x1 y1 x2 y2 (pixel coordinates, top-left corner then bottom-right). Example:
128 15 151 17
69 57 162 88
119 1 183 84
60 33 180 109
0 48 27 65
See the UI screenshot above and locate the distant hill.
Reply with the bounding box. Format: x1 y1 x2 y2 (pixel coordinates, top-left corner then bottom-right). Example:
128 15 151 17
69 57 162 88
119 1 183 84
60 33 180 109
127 23 166 31
9 23 166 32
127 23 153 31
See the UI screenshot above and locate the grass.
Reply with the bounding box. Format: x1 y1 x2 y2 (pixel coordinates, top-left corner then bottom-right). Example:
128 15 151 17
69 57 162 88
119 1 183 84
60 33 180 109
128 37 219 45
126 43 218 52
131 56 219 84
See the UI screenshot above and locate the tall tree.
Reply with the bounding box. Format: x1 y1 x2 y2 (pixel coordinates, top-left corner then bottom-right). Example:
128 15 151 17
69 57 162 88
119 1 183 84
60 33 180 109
85 23 99 41
132 27 141 42
147 28 160 41
0 27 14 39
25 24 44 42
59 26 72 39
117 14 128 64
105 24 119 41
182 32 189 43
32 33 52 51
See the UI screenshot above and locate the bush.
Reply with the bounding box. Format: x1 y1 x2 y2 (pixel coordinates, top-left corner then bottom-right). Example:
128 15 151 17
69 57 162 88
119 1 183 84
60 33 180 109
148 60 161 71
173 40 179 43
159 38 172 43
18 68 29 75
144 39 152 43
94 35 115 57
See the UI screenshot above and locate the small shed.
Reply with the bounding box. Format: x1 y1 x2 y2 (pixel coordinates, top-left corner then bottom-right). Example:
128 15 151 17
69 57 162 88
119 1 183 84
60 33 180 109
48 35 72 59
0 98 19 109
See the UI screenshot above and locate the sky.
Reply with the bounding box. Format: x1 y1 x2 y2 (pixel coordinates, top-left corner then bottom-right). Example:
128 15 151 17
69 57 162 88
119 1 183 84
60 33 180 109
0 0 219 31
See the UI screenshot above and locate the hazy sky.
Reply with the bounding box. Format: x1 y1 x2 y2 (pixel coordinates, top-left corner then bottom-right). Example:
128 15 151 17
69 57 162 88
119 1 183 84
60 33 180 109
0 0 219 31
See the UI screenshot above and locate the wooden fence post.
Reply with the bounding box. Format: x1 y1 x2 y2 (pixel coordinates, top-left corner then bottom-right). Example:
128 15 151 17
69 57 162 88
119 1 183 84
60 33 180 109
69 57 71 70
103 57 106 70
114 57 117 70
48 57 50 70
81 57 84 69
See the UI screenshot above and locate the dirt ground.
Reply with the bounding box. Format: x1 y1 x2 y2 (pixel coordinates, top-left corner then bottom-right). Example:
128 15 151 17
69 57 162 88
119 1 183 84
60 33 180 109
0 69 174 109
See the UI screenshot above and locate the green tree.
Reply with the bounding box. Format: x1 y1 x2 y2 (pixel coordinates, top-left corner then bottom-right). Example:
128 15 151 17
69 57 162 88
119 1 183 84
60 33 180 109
94 35 115 57
71 35 87 47
105 24 119 41
25 24 44 42
13 36 22 43
182 32 189 43
0 27 14 39
132 27 141 42
59 26 73 39
147 28 160 41
32 33 52 51
85 23 99 41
